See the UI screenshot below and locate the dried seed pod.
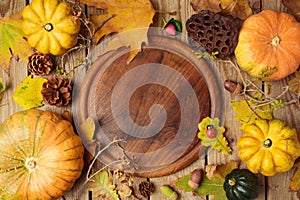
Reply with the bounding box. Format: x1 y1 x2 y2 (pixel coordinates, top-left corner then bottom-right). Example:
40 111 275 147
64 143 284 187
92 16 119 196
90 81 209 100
188 169 203 189
224 80 243 94
41 76 72 107
186 10 240 59
139 181 155 198
27 52 53 76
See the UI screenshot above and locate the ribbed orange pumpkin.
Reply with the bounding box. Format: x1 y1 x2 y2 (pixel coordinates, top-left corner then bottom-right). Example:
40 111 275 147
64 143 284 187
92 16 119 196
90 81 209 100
0 109 84 200
235 10 300 81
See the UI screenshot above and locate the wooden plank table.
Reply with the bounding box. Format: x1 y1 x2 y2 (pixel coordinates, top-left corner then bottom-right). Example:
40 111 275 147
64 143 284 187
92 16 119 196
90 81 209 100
1 0 300 199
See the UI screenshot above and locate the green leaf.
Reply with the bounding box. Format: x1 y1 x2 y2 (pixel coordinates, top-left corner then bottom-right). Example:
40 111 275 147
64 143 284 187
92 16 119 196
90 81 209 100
198 117 232 155
12 75 46 109
0 13 33 73
232 99 273 129
88 171 119 200
195 176 227 200
174 161 239 200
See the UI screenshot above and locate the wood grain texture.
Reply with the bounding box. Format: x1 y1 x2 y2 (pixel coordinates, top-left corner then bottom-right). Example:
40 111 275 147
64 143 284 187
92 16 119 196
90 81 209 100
76 33 225 177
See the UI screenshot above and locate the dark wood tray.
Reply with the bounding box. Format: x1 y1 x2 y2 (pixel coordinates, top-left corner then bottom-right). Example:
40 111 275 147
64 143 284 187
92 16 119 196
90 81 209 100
76 34 224 177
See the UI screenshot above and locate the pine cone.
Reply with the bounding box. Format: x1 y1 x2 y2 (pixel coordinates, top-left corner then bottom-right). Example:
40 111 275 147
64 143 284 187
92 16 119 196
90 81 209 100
139 181 155 197
186 10 241 59
27 52 53 76
41 76 72 107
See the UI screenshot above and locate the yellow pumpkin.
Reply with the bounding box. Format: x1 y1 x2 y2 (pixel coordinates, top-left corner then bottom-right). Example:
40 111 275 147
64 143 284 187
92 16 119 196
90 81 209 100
22 0 81 55
0 109 84 200
237 119 300 176
235 10 300 81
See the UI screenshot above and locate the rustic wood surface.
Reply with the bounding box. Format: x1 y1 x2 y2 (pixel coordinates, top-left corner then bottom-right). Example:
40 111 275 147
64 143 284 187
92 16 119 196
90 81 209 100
1 0 300 200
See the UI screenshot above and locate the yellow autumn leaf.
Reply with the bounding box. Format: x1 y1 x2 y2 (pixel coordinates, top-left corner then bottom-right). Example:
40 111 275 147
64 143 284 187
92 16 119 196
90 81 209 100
80 0 156 63
79 117 97 158
232 99 273 129
12 75 46 109
0 13 33 73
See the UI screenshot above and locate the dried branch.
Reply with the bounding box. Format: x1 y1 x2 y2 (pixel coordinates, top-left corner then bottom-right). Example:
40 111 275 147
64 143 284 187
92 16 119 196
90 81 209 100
222 59 297 111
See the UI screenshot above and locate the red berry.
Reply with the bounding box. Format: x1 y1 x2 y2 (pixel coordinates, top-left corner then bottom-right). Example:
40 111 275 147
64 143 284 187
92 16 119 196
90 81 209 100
165 23 176 35
206 125 217 138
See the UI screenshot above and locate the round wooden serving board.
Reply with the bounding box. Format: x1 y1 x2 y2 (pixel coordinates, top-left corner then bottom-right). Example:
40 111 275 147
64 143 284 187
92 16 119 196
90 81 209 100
76 34 224 177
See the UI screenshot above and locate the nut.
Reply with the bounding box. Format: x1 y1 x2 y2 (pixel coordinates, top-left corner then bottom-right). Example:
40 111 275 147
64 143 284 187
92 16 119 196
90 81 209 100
224 80 243 94
188 169 203 189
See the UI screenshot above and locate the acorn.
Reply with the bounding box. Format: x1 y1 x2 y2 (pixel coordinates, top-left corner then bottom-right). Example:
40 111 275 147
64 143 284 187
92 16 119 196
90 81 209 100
188 169 203 189
163 18 182 35
160 185 178 200
224 80 243 94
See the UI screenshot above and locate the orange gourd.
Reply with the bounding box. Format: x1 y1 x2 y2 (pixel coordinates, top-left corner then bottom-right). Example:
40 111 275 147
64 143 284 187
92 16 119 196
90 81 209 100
235 10 300 81
0 109 84 200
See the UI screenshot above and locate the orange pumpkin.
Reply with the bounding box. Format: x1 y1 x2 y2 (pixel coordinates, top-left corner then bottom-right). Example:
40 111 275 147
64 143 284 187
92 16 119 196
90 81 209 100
0 109 84 200
235 10 300 81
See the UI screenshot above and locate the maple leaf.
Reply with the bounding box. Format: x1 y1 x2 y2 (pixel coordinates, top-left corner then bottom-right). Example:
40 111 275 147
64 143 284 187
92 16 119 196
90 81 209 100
80 0 156 63
290 162 300 191
174 161 239 200
190 0 253 20
12 75 46 109
0 13 33 73
198 117 232 155
231 99 273 129
88 170 120 200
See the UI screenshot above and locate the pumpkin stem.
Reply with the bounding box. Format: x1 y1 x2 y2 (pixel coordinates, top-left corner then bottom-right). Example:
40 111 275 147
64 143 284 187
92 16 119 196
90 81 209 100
43 23 53 32
263 138 272 148
228 178 236 186
25 157 38 173
271 35 280 47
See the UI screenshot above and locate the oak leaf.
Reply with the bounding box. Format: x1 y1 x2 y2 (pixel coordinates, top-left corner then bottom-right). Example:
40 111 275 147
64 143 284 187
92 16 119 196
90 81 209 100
12 75 46 109
0 13 33 73
80 0 156 63
198 117 232 155
88 170 120 200
290 162 300 191
190 0 253 20
174 161 239 200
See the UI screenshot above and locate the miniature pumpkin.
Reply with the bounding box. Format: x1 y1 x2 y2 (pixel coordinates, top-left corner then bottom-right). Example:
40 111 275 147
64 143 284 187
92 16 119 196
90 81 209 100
235 10 300 81
22 0 81 55
0 109 84 199
237 119 300 176
223 169 260 200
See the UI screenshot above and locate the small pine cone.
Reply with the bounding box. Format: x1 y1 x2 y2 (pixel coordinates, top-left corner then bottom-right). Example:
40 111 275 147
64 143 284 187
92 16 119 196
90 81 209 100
27 52 53 76
139 181 155 198
186 10 241 59
41 76 72 107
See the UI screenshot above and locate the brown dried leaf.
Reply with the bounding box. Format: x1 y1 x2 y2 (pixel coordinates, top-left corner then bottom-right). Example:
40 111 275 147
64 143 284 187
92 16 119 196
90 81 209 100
290 162 300 191
282 0 300 21
289 71 300 95
190 0 253 20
